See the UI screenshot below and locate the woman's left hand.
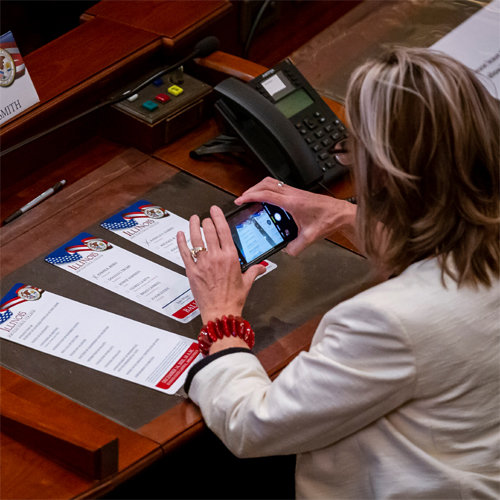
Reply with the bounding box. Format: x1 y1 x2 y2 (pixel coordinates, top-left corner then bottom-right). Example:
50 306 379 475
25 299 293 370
177 205 266 324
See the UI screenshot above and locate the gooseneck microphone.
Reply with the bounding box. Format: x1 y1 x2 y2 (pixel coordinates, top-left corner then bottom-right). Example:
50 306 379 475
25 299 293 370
0 36 220 158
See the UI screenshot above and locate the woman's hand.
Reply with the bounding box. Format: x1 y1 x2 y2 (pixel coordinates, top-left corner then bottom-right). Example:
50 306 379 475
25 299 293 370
235 177 358 256
177 205 266 325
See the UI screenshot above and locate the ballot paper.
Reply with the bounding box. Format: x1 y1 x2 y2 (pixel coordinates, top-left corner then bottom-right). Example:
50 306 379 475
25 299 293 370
45 232 199 323
431 0 500 98
0 283 200 394
100 200 191 268
100 200 278 275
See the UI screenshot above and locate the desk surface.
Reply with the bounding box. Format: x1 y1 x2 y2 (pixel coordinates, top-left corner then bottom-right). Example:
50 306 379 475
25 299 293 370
1 149 369 428
1 141 372 499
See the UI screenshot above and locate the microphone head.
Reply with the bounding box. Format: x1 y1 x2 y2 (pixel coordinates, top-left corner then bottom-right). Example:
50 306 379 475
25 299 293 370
194 36 220 58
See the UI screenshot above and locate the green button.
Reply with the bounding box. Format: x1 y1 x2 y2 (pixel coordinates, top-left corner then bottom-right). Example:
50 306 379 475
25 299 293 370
142 100 159 111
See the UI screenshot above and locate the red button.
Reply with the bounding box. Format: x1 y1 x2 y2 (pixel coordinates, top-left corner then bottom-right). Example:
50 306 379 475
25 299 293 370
155 93 171 103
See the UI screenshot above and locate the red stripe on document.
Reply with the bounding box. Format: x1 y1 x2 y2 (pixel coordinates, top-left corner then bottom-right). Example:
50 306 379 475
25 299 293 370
155 342 200 390
172 299 198 319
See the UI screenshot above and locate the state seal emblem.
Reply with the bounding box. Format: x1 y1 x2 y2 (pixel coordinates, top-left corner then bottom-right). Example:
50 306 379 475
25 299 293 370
0 48 15 87
84 238 110 252
142 205 169 219
17 286 42 301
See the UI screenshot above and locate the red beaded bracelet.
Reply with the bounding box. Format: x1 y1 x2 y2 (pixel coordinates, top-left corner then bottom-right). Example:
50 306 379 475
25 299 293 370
197 315 255 356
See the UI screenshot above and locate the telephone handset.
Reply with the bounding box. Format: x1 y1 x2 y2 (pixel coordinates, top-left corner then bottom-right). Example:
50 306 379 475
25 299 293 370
212 59 349 189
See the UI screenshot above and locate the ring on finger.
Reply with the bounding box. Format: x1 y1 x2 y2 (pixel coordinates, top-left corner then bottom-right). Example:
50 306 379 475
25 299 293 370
277 181 285 188
190 246 207 261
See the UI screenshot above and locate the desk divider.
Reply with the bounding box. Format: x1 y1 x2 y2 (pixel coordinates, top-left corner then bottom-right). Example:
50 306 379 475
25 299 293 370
1 388 119 479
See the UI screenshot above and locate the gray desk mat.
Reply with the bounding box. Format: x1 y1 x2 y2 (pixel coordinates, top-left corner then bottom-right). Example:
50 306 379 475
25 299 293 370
1 172 372 430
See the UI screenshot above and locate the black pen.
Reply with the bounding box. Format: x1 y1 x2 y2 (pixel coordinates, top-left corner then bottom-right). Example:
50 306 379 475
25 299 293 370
2 180 67 225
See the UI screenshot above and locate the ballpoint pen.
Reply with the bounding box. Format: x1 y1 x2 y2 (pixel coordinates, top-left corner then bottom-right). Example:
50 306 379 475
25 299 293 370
2 180 67 226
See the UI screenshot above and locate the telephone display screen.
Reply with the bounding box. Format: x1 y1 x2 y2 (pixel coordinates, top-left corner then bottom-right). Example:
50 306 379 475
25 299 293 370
226 202 298 270
275 88 314 118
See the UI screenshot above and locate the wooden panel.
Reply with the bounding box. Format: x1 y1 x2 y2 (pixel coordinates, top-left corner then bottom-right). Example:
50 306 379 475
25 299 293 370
85 0 230 38
0 149 176 277
1 389 119 480
154 118 265 196
195 50 268 82
0 137 126 224
1 432 94 500
0 368 161 500
23 17 158 105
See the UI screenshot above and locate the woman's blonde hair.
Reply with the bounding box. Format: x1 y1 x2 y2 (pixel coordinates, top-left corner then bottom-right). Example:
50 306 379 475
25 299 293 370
346 47 499 287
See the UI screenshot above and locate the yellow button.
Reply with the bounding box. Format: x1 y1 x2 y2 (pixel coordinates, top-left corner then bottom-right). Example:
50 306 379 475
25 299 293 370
167 85 184 96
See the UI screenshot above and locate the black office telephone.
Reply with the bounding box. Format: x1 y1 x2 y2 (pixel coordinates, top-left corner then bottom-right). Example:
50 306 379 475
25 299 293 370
192 59 349 190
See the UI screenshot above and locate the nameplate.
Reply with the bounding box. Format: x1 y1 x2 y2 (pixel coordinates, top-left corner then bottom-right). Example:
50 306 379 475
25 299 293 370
0 31 40 124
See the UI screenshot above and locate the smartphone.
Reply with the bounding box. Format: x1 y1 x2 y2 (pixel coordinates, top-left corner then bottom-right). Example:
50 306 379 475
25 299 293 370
226 202 298 270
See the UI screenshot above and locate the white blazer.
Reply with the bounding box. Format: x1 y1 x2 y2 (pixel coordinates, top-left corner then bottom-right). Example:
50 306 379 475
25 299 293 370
187 258 500 499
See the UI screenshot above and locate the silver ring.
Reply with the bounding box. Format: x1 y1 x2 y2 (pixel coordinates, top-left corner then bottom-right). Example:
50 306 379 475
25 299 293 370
190 246 207 261
277 181 284 188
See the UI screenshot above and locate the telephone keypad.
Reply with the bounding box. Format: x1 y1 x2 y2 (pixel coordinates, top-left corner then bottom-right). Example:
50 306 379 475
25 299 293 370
302 112 347 173
304 118 317 130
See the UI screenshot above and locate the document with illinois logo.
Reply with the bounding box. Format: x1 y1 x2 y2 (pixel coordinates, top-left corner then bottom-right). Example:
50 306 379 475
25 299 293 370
45 232 199 323
0 31 39 124
100 200 277 276
101 200 191 268
0 283 201 394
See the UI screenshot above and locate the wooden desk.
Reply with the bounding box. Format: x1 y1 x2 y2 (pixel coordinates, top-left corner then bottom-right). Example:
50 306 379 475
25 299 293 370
1 146 369 498
0 8 368 498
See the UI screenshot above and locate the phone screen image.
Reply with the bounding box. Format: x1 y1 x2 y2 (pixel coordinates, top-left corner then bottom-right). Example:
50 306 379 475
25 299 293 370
226 203 297 270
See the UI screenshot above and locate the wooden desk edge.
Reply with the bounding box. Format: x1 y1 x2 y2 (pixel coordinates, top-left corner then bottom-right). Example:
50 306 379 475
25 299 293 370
0 367 163 499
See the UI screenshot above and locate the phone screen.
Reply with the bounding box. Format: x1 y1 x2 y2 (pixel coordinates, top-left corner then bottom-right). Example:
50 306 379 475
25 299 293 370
226 202 297 270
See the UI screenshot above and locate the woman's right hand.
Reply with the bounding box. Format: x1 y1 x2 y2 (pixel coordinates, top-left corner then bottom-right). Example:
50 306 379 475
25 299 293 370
235 177 357 256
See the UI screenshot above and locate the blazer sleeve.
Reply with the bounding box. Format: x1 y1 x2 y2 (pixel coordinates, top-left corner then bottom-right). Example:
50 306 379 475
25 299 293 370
188 298 417 458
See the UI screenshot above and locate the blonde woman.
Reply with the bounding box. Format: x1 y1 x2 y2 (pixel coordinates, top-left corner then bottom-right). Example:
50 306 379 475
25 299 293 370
177 47 499 498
